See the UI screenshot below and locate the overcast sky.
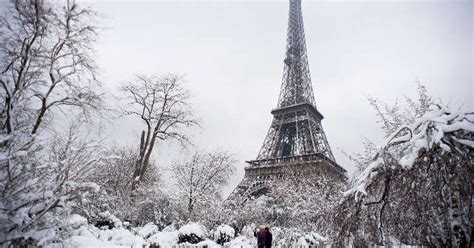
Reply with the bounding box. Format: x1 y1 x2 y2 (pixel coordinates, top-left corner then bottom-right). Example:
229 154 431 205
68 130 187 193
89 0 472 195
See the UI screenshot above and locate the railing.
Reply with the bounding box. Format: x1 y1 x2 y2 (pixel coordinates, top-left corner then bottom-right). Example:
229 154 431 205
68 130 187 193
246 153 346 174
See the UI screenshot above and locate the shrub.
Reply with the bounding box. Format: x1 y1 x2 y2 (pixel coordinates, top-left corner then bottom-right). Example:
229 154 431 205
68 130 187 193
213 224 235 245
178 222 208 244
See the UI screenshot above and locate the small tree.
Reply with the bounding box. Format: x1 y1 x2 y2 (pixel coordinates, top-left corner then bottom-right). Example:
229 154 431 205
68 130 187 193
119 74 198 190
171 151 236 221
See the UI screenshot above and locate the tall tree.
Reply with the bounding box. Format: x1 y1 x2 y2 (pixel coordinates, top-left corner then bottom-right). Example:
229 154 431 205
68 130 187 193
0 0 103 245
119 74 198 189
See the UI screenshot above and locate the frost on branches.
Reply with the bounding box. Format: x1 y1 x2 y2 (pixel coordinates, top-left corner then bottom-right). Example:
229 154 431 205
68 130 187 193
336 104 473 247
222 163 346 239
171 151 236 223
0 0 104 246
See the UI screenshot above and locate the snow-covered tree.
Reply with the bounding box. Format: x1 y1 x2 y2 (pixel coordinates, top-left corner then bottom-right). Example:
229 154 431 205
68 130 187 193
0 0 103 135
119 74 199 190
86 145 177 227
269 165 346 235
223 165 345 236
0 0 103 245
336 90 473 246
343 83 434 175
171 151 236 222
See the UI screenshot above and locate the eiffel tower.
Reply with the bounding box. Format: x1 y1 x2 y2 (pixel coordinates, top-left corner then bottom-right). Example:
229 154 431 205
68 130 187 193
228 0 346 204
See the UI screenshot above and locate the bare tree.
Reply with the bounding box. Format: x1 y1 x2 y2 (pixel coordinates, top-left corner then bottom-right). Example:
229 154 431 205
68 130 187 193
0 0 103 136
171 151 236 221
119 74 199 189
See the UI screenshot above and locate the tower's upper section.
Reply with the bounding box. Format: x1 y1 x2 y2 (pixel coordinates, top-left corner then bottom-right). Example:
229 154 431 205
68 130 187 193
276 0 317 109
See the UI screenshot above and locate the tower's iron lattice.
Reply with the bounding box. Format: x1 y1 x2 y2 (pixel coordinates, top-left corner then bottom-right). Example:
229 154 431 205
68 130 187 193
228 0 346 204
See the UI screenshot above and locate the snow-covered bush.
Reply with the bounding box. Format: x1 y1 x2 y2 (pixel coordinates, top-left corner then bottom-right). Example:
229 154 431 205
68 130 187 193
240 224 257 239
58 220 331 247
302 232 329 247
136 222 159 239
178 222 208 244
224 235 255 248
148 229 179 247
65 215 89 232
64 220 148 247
212 224 235 245
271 227 301 246
85 145 179 228
93 211 122 230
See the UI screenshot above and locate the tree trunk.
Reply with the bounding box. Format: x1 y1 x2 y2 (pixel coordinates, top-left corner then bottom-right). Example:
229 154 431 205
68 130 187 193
131 130 146 191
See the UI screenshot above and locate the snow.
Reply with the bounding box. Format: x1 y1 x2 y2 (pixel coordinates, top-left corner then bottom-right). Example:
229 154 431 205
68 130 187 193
79 182 100 193
135 222 159 239
64 225 147 248
99 228 147 247
178 222 208 238
195 239 219 247
29 228 56 246
453 137 474 148
345 105 474 201
44 214 332 248
297 236 309 246
303 232 328 244
67 214 88 230
98 211 123 228
148 230 179 247
213 224 235 239
224 235 255 248
15 150 28 157
64 236 127 248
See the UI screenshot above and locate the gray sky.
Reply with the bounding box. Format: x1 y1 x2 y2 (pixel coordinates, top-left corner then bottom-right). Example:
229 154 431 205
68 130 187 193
90 0 473 195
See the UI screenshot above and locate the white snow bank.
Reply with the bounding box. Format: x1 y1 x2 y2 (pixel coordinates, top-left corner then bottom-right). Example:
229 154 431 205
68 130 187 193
195 239 219 247
65 227 147 247
63 218 147 248
67 214 88 230
64 236 128 248
98 228 147 247
148 230 179 247
223 235 255 248
136 222 159 239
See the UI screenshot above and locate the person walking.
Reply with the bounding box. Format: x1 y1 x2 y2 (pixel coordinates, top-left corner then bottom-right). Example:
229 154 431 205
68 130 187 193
264 227 272 248
254 226 267 248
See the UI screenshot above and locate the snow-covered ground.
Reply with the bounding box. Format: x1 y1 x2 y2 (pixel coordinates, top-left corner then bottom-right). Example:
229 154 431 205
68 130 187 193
56 214 327 247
